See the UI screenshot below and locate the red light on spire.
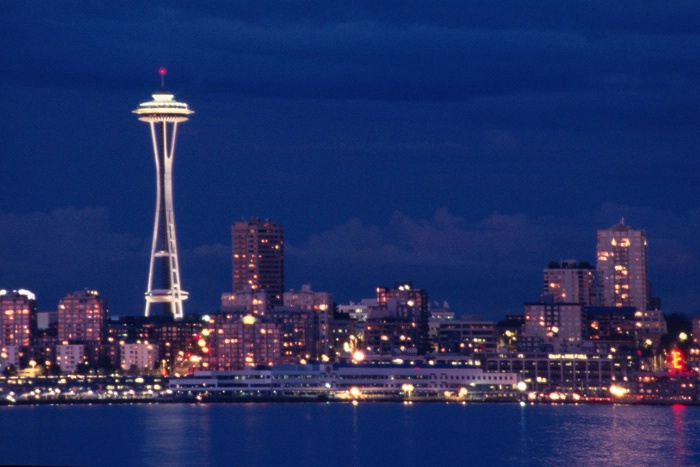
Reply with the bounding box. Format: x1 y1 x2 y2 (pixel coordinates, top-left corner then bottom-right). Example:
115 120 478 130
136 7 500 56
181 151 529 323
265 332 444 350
159 67 167 90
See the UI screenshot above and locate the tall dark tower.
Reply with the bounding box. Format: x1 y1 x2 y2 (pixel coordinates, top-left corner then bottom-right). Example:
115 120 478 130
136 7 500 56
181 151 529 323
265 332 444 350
133 68 193 319
232 218 285 305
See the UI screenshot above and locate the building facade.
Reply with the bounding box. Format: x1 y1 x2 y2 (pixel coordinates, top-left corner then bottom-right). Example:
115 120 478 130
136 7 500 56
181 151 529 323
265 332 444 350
232 218 284 305
0 289 37 348
596 219 649 311
522 300 585 353
58 290 108 344
543 260 599 305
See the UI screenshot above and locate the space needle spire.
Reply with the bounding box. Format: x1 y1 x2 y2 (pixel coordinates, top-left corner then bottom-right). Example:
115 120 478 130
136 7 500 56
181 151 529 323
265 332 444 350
133 68 193 320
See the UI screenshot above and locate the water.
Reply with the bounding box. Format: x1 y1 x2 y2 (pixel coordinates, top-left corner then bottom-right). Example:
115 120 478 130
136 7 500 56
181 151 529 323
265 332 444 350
1 402 699 466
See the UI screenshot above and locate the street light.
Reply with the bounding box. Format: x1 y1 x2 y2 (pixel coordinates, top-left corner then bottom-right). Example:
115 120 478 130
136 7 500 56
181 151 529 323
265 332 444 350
401 383 414 400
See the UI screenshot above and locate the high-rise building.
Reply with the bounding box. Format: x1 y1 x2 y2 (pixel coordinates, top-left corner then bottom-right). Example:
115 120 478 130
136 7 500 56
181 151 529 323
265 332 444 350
0 289 37 348
543 260 599 305
133 68 193 320
58 290 108 344
232 218 284 305
596 219 649 311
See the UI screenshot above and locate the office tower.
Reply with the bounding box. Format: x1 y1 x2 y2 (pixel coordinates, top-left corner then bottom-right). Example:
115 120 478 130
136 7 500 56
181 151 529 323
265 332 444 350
232 218 284 306
133 68 193 320
58 289 108 344
0 289 37 348
596 219 649 311
543 260 599 305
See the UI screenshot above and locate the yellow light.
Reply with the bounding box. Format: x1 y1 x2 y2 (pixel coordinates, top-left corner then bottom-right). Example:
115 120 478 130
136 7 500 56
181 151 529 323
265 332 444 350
352 350 365 363
609 385 629 398
349 387 361 398
242 315 257 325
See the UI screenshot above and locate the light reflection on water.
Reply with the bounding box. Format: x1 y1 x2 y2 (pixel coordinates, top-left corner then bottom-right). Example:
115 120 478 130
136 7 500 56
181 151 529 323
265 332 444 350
0 403 699 466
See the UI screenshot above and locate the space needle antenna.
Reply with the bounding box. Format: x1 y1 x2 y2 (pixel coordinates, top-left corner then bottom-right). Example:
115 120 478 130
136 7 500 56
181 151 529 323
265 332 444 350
159 66 166 90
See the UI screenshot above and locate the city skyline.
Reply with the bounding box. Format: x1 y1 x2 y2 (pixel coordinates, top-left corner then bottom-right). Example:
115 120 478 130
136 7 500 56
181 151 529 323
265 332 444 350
2 3 700 319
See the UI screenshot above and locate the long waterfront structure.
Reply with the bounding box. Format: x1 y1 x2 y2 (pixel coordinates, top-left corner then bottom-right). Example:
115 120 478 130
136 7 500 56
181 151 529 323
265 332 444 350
169 363 521 401
133 70 193 320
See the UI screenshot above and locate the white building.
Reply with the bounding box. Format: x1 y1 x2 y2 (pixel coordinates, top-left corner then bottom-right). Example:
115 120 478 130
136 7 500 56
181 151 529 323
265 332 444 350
0 345 20 368
543 260 599 305
337 299 376 322
120 343 159 371
56 344 85 373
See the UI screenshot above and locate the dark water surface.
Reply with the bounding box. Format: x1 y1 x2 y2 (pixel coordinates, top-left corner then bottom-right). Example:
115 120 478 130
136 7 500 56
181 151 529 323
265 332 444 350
1 402 698 466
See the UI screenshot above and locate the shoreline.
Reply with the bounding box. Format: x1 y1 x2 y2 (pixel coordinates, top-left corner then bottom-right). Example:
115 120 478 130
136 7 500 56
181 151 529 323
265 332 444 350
2 395 699 407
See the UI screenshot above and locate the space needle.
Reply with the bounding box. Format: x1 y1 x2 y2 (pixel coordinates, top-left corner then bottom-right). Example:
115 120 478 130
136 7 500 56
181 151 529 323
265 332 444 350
133 68 193 320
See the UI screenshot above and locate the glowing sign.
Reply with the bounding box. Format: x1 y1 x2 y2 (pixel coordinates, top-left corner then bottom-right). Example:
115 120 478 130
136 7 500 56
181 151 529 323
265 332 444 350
669 349 685 372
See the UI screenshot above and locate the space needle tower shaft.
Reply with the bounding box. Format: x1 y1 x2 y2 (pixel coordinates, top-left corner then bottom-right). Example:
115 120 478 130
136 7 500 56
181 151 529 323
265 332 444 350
133 68 193 320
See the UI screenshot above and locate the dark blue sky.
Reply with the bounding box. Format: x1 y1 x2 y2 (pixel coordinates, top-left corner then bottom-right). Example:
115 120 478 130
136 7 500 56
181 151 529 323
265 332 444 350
2 2 700 320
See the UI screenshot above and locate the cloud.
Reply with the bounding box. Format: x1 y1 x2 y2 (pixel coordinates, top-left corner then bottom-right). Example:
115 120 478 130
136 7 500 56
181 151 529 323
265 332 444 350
288 208 556 272
287 205 700 315
0 207 145 310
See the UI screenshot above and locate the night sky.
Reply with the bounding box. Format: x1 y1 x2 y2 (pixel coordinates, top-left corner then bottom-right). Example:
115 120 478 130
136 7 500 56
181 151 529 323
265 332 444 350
2 2 700 320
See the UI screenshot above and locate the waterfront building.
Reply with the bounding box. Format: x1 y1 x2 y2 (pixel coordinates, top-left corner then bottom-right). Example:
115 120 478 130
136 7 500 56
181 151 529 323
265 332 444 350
232 218 284 305
521 298 585 352
584 306 636 352
57 290 108 344
596 219 649 311
283 284 333 359
435 316 497 355
480 351 636 396
133 69 193 320
57 290 108 369
169 363 521 401
369 282 430 354
364 318 416 355
0 289 37 349
205 313 281 371
56 344 86 373
150 318 202 373
120 343 159 372
543 260 599 305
